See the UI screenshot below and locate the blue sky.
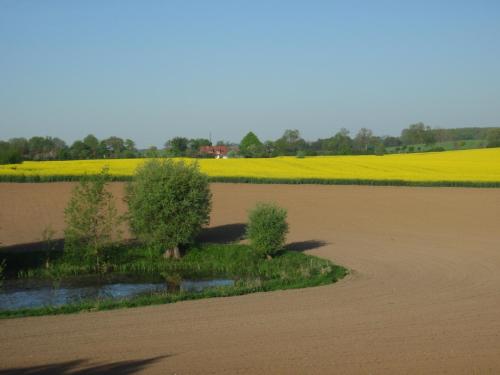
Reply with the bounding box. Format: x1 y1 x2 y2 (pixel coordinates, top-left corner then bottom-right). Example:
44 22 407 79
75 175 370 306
1 0 499 147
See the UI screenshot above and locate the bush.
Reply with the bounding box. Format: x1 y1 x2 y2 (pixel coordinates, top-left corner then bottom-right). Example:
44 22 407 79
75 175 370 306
296 150 306 158
126 159 212 258
64 167 122 268
246 203 289 258
227 150 237 158
428 146 445 152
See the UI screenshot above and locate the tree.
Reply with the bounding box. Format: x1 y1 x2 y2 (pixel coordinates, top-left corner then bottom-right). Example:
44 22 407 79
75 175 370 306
101 136 125 158
486 128 500 148
83 134 99 158
27 136 46 160
123 139 137 158
64 168 122 268
9 137 29 159
274 129 306 155
70 140 90 160
126 159 212 259
0 141 23 164
145 146 160 158
246 202 289 258
239 132 262 157
354 128 374 153
325 128 353 155
166 137 189 156
382 136 402 147
51 137 68 159
187 138 211 156
401 123 435 146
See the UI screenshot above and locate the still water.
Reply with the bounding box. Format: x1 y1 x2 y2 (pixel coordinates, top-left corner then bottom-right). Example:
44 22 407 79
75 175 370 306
0 275 234 310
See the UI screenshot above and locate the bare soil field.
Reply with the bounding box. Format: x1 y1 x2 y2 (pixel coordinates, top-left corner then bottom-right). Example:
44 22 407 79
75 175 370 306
1 183 500 374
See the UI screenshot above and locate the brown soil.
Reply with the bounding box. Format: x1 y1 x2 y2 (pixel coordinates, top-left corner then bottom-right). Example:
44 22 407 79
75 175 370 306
1 183 500 374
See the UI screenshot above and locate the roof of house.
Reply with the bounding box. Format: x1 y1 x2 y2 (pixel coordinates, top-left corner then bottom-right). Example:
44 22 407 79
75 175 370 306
199 145 229 154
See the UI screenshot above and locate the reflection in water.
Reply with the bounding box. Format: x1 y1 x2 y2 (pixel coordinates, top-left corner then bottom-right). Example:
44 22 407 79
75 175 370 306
0 276 234 310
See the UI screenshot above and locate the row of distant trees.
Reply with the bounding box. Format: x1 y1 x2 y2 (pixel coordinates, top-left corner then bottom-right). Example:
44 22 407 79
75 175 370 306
238 124 500 158
1 124 500 163
0 135 138 163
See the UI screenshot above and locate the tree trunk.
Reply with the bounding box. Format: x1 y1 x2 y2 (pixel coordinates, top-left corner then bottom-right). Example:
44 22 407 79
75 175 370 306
164 246 181 259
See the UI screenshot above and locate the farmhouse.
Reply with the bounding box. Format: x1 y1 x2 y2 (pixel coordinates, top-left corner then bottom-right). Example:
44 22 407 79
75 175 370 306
199 145 229 158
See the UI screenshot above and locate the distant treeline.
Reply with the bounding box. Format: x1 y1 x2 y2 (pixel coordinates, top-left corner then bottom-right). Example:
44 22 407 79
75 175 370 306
1 124 500 164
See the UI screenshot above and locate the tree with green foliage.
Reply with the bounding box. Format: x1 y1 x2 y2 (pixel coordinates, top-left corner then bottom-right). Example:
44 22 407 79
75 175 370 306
354 128 375 153
145 146 160 158
239 132 263 157
70 140 90 159
123 139 137 158
401 123 435 146
0 141 23 164
382 136 402 147
274 129 307 156
166 137 189 156
64 167 122 268
26 136 67 160
126 159 212 259
83 134 99 158
102 136 126 158
320 128 353 155
187 138 212 156
246 203 289 259
9 137 29 159
486 128 500 148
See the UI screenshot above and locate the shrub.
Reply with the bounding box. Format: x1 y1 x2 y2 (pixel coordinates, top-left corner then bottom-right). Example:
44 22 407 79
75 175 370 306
126 159 212 258
296 150 306 158
246 202 289 258
64 167 122 268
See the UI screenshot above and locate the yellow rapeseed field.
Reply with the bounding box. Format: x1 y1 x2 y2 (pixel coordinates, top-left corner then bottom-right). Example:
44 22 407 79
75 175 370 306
0 148 499 183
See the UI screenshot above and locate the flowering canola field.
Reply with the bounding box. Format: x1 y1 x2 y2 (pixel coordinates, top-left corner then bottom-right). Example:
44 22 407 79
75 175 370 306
1 148 499 185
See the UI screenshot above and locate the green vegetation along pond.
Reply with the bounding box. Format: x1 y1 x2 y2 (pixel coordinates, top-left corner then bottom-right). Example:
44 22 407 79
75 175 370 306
0 243 347 318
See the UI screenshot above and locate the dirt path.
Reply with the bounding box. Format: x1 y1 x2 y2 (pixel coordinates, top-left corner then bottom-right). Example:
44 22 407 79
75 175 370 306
1 183 500 374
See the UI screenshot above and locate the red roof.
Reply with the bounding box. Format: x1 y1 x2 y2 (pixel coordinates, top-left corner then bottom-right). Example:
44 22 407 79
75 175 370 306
199 146 229 155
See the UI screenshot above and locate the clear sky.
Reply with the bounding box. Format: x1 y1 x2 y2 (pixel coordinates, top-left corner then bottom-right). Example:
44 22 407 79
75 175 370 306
1 0 499 147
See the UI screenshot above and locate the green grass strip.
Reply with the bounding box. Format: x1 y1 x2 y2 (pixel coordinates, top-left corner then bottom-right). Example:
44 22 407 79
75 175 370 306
0 174 499 187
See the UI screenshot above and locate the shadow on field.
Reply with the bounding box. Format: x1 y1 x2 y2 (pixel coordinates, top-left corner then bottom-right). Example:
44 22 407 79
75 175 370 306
0 355 170 375
285 240 328 252
0 239 65 254
197 223 247 244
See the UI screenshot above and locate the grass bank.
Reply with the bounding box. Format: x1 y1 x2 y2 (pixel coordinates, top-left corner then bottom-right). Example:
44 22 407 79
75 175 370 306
0 243 347 319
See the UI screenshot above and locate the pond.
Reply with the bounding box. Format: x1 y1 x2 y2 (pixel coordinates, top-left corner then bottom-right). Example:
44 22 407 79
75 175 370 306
0 275 234 311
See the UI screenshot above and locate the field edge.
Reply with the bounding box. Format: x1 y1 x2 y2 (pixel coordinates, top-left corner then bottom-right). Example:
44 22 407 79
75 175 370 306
1 174 500 187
